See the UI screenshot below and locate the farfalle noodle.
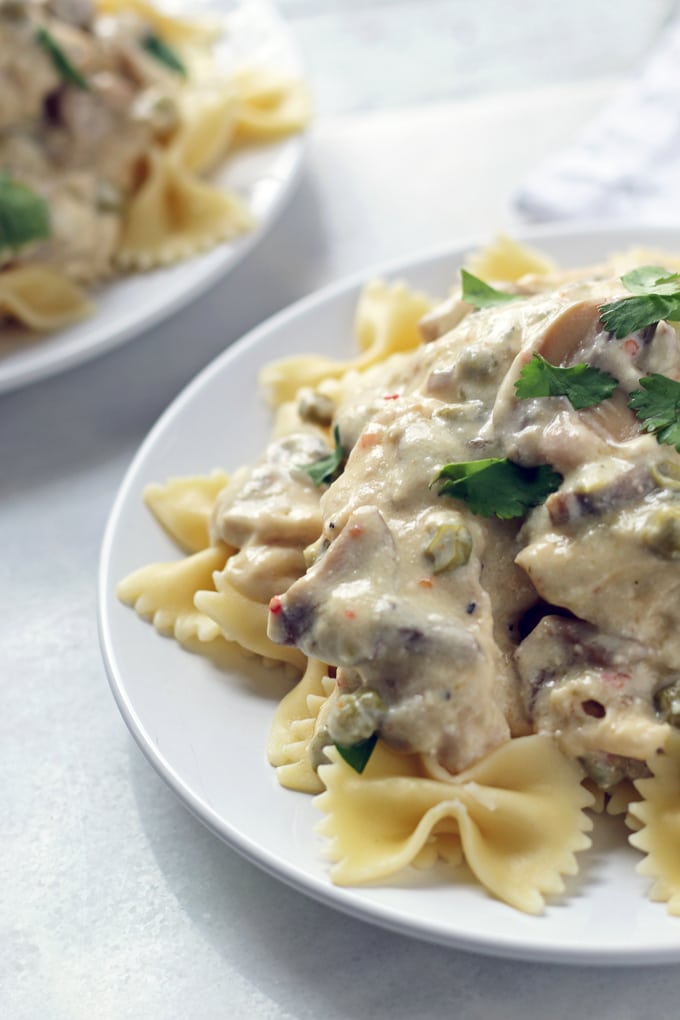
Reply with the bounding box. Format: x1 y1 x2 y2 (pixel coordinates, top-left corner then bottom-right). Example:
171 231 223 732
143 470 230 554
117 545 227 644
629 733 680 914
316 737 593 914
259 280 432 406
0 266 92 332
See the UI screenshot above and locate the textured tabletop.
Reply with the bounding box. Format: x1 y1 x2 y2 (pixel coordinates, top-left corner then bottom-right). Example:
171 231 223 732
3 2 680 1018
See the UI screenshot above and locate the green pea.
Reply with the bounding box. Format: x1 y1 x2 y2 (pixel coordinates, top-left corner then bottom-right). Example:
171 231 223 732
643 506 680 559
424 522 472 573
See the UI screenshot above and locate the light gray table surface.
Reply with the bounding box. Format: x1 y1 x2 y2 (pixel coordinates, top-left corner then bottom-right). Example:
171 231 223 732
4 2 680 1018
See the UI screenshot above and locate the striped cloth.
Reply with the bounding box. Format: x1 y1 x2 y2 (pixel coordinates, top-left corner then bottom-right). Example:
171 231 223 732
516 17 680 222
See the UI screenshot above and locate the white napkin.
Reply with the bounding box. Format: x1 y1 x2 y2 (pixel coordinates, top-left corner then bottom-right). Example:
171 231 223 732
516 16 680 222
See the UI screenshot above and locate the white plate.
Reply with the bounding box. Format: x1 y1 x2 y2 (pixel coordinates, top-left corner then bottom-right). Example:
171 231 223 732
99 223 680 965
0 0 304 394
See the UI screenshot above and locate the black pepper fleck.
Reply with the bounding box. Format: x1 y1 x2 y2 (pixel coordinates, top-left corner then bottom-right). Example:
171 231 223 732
466 602 476 615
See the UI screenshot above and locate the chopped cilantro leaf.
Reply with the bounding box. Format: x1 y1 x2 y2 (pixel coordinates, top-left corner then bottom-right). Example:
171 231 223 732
433 457 563 519
629 374 680 452
514 353 618 410
335 733 377 774
460 269 523 309
599 293 680 339
301 425 345 487
620 265 680 296
142 33 187 75
0 173 50 252
35 27 89 90
599 264 680 338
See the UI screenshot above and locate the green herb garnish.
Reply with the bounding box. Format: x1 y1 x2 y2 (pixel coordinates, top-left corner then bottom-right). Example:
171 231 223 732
301 425 345 487
0 173 50 252
514 352 618 410
620 266 680 295
433 457 563 519
460 269 523 309
629 374 680 452
142 32 187 75
35 27 89 90
599 265 680 339
335 733 378 774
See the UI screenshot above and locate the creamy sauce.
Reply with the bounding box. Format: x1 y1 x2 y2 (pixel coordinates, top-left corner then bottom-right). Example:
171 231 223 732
218 269 680 782
211 430 329 603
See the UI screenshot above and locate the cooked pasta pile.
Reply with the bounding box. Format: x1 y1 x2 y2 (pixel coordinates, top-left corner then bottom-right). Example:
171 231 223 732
0 0 309 331
119 236 680 914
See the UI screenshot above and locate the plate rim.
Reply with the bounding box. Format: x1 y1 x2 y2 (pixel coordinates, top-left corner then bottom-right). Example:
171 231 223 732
98 220 680 966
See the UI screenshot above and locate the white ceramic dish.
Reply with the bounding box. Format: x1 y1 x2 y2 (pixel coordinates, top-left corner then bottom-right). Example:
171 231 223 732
0 0 304 394
99 223 680 965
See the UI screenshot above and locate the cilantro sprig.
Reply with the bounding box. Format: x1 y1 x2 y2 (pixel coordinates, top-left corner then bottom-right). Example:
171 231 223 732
629 374 680 452
35 27 89 90
0 174 51 252
142 33 187 76
460 269 523 309
620 266 680 295
335 733 377 773
599 265 680 338
433 457 563 519
515 353 618 410
301 425 345 487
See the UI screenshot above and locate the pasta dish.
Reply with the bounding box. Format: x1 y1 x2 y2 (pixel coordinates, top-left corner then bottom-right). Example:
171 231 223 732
0 0 308 331
117 237 680 915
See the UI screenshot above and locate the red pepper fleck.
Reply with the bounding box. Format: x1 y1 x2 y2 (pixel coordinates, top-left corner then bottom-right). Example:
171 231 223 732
383 393 400 400
269 596 283 615
418 577 434 589
344 609 356 620
349 524 364 537
623 338 640 356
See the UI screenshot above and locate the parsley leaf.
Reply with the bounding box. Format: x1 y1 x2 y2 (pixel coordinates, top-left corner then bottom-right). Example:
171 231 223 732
0 174 50 252
629 374 680 452
433 457 563 519
460 269 523 309
301 425 345 487
620 265 680 296
514 352 618 410
599 264 680 338
35 27 89 90
142 33 187 76
599 293 680 339
335 733 377 774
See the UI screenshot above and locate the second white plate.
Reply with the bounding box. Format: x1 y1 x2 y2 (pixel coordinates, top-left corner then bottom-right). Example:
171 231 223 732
99 223 680 965
0 0 305 394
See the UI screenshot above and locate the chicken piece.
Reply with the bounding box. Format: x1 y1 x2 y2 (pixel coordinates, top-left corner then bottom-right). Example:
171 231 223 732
534 299 602 365
517 446 680 671
0 13 59 131
49 0 94 29
211 431 328 603
544 460 656 526
418 292 472 343
515 615 669 785
269 503 511 773
47 82 152 192
17 172 120 280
